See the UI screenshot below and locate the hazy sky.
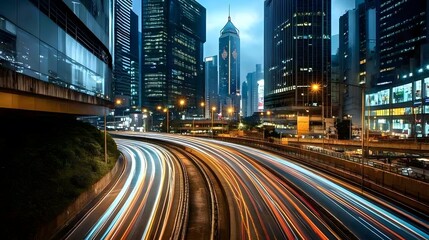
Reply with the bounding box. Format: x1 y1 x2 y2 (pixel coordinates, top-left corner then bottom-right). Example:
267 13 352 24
197 0 355 82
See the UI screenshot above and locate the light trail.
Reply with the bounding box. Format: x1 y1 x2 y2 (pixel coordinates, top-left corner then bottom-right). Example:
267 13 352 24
66 139 181 240
119 132 429 239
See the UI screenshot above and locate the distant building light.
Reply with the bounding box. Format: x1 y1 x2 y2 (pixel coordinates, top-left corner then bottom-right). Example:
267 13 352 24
426 65 429 70
409 73 413 77
402 75 407 79
418 68 424 73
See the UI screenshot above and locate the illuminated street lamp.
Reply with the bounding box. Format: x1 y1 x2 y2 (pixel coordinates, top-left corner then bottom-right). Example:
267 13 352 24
200 102 205 118
211 106 216 137
163 108 169 133
311 83 324 144
228 107 233 119
179 99 186 119
157 105 169 133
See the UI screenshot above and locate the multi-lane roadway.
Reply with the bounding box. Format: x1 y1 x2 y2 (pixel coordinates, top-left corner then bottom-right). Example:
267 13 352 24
61 133 429 239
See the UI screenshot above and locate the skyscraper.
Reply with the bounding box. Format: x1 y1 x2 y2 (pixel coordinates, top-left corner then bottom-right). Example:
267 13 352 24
246 64 264 117
339 0 378 127
339 9 360 125
378 0 428 85
264 0 331 111
141 0 206 121
130 10 140 110
241 80 248 118
113 0 132 112
219 10 240 119
204 55 218 118
363 0 429 139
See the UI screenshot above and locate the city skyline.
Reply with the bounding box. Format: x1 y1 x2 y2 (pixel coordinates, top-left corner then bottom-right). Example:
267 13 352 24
198 0 354 82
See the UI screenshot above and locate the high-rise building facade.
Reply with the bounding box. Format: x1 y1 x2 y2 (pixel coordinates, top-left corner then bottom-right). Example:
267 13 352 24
378 0 428 85
130 10 140 110
364 0 429 139
241 80 248 117
264 0 331 112
113 0 132 112
204 55 218 118
339 9 361 126
219 12 240 119
141 0 206 120
246 64 264 117
0 0 113 115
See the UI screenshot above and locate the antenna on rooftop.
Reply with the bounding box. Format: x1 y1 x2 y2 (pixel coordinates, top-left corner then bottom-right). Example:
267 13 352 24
228 4 231 21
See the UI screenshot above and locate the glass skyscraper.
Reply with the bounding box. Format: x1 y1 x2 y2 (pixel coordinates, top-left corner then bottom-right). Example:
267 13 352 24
219 12 240 119
141 0 206 119
378 0 428 85
264 0 331 112
113 0 132 110
0 0 113 115
204 55 218 118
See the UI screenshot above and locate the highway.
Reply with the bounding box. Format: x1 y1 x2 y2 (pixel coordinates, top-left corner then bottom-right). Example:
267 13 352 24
119 133 429 239
63 133 429 239
64 139 186 239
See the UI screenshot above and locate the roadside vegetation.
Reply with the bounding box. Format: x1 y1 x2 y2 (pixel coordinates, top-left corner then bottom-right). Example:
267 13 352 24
0 114 119 239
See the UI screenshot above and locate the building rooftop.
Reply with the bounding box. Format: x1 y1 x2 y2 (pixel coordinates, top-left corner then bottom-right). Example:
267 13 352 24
220 16 239 36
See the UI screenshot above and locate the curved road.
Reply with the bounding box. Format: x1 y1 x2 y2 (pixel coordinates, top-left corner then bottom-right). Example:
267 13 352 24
63 132 429 239
120 133 429 240
65 139 185 239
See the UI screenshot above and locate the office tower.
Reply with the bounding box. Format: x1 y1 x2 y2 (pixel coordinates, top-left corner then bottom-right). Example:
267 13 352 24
264 0 331 113
339 9 361 126
0 0 113 115
219 10 240 119
364 0 429 139
246 64 264 117
241 80 248 118
141 0 206 121
113 0 132 113
378 0 428 85
204 56 218 118
130 10 140 110
339 0 378 127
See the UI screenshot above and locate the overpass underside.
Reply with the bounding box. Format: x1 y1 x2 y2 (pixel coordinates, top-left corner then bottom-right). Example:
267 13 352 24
0 66 110 116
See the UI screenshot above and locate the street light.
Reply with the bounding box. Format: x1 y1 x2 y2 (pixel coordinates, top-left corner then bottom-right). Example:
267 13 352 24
163 108 169 133
333 81 366 191
227 107 233 132
157 105 169 133
179 99 185 119
211 106 216 137
311 83 324 146
200 102 205 118
228 107 233 119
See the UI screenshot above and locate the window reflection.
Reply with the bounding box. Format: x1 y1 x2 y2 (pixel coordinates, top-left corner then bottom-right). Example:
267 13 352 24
0 11 110 99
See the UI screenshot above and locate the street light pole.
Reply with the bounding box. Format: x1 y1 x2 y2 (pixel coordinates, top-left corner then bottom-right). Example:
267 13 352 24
361 85 365 192
200 102 205 118
322 83 325 148
211 106 216 137
166 108 169 133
